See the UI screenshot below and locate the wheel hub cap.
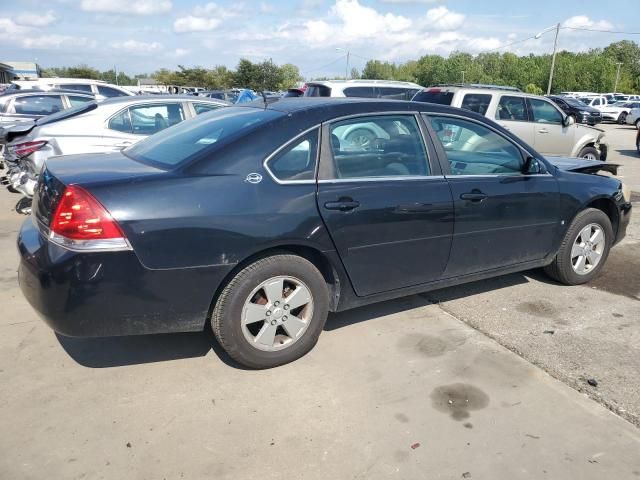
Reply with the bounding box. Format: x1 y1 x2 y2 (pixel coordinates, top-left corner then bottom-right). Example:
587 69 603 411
571 223 605 275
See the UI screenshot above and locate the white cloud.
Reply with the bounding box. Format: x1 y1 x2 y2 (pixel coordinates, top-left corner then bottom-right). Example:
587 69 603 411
424 6 465 31
562 15 613 31
21 34 94 50
15 11 58 27
0 18 31 35
174 2 241 33
80 0 172 15
110 39 163 53
331 0 411 38
174 16 221 33
172 48 191 57
378 0 441 3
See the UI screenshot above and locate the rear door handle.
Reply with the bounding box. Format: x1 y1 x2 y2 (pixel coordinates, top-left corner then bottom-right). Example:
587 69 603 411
460 192 488 202
538 128 549 134
324 200 360 212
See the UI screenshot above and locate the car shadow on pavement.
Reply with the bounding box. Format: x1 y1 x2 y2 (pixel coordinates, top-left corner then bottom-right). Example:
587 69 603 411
616 149 639 158
56 328 248 369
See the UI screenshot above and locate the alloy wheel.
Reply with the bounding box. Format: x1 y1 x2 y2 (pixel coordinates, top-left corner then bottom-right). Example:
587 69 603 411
571 223 605 275
241 276 314 351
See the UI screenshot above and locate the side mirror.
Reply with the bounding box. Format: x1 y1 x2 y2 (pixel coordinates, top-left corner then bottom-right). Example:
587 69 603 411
522 155 541 174
563 115 575 127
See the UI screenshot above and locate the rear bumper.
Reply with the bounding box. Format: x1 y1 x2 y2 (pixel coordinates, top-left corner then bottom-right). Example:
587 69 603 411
18 217 233 337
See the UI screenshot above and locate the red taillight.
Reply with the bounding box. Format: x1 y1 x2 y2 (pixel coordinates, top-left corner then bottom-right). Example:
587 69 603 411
51 185 125 240
427 88 441 93
12 140 47 158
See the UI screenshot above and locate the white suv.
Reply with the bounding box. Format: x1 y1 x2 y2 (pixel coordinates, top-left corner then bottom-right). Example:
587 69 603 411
412 85 608 160
304 79 422 100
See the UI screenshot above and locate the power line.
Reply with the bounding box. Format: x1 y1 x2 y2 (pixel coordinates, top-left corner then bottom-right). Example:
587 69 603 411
483 34 539 53
563 26 640 35
301 55 348 76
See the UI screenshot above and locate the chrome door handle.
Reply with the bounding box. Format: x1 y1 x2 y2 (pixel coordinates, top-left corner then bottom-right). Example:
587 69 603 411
460 192 488 202
324 199 360 212
538 128 549 134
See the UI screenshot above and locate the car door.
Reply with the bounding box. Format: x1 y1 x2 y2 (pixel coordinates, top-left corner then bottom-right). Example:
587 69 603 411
528 97 574 156
316 113 454 296
494 95 535 146
425 114 560 277
103 102 186 151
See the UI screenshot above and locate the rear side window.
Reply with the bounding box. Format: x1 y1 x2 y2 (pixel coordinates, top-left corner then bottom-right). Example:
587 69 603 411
98 85 129 98
461 94 491 115
529 98 563 124
305 85 331 97
377 87 417 101
68 95 93 107
57 84 93 93
328 115 430 179
411 90 454 105
343 87 375 98
496 96 528 121
129 103 185 135
13 95 63 115
267 130 318 181
125 107 282 168
193 102 223 115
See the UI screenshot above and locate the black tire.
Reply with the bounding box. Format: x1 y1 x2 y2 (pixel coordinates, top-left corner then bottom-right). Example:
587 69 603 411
212 254 329 369
618 112 627 124
544 208 613 285
578 146 599 160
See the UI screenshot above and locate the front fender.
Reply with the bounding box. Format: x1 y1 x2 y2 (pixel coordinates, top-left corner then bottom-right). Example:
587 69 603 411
570 128 607 157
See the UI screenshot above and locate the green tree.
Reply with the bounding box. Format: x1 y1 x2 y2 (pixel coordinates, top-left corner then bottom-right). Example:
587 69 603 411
362 60 395 80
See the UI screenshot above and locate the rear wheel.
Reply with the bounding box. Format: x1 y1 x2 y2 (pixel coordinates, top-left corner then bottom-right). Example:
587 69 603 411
544 208 613 285
618 112 627 124
578 146 599 160
212 254 329 369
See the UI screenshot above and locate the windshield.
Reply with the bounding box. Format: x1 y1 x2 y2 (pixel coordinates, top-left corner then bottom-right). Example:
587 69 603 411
564 98 587 107
578 97 592 104
125 106 282 168
36 101 98 126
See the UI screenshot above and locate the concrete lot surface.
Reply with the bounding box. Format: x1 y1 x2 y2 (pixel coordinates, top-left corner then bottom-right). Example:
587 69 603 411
1 123 639 479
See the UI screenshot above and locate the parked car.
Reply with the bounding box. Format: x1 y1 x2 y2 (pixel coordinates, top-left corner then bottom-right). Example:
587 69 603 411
626 107 640 129
12 78 133 100
0 89 95 127
200 89 258 103
599 101 640 124
304 80 422 100
413 85 608 160
17 98 632 369
547 95 602 126
577 95 613 113
2 95 229 199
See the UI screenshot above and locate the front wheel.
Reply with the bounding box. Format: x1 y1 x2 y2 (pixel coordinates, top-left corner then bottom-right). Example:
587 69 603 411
212 254 329 369
578 146 599 160
618 112 627 124
544 208 613 285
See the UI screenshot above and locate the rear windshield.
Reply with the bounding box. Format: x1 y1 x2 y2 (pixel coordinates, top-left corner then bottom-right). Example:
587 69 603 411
563 97 587 107
304 85 331 97
125 107 281 168
412 90 454 105
36 101 98 126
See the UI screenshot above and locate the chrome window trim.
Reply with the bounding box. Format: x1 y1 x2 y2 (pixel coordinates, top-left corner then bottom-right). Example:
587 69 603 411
318 175 445 184
262 125 321 185
444 173 554 179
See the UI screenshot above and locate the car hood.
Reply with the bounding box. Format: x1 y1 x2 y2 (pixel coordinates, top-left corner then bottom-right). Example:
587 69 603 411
545 156 619 175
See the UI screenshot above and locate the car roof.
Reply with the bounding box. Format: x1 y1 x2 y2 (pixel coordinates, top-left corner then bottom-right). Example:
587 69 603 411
307 79 422 88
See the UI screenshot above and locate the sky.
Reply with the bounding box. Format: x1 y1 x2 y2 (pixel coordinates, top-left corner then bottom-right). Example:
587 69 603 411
1 0 639 79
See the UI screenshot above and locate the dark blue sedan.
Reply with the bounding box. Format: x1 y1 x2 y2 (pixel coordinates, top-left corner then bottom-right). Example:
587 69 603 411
17 98 632 368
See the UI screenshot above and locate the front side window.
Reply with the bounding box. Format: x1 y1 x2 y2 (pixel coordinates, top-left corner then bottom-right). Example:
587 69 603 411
128 103 185 135
193 102 223 115
592 98 601 106
328 115 430 179
98 85 129 98
495 96 528 121
267 130 318 181
68 95 93 107
13 95 63 115
461 94 492 115
428 115 524 175
58 84 93 93
529 98 563 124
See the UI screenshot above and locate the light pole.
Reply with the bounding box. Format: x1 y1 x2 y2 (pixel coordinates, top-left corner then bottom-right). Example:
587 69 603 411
613 62 623 93
461 70 465 83
536 23 561 95
336 47 350 79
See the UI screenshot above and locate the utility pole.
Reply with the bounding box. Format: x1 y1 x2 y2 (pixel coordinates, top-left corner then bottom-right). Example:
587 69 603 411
346 51 350 80
461 70 465 83
546 23 560 95
114 65 119 85
613 62 623 93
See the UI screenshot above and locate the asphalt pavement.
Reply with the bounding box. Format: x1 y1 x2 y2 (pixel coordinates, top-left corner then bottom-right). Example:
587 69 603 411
0 123 638 479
